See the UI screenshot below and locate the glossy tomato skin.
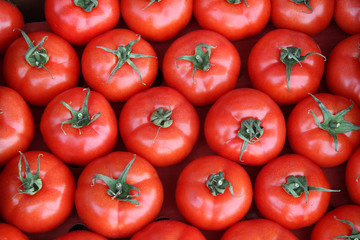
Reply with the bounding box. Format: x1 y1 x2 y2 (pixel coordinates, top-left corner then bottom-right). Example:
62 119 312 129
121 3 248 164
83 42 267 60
346 147 360 205
130 220 206 240
221 218 299 240
121 0 192 42
0 223 29 240
75 152 164 239
119 86 200 167
0 87 34 166
40 87 118 166
270 0 335 36
287 93 360 167
254 154 336 229
82 29 158 102
310 204 360 240
248 29 325 105
44 0 120 46
176 155 253 231
0 151 75 233
204 88 286 166
55 230 107 240
194 0 271 41
326 34 360 107
334 0 360 34
163 30 241 106
3 31 80 106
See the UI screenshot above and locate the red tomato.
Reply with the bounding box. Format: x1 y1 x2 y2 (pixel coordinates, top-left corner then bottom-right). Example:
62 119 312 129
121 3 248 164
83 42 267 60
130 220 206 240
254 154 340 229
248 29 326 105
0 0 24 54
175 155 253 231
75 152 164 238
44 0 120 46
221 218 299 240
346 146 360 205
121 0 193 42
270 0 335 36
334 0 360 34
0 151 75 233
287 93 360 167
326 34 360 107
0 87 34 166
204 88 286 166
194 0 271 41
40 87 118 166
0 223 29 240
163 30 241 106
311 204 360 240
119 86 200 167
81 29 158 102
55 230 107 240
3 30 80 106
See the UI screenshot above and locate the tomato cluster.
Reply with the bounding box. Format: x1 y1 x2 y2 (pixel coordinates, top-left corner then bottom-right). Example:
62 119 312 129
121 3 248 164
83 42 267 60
0 0 359 239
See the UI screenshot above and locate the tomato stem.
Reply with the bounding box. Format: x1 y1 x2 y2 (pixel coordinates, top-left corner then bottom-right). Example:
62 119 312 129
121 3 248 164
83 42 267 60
227 0 248 7
73 0 98 12
333 216 360 239
289 0 313 13
150 107 173 140
206 171 237 197
143 0 161 10
237 118 264 161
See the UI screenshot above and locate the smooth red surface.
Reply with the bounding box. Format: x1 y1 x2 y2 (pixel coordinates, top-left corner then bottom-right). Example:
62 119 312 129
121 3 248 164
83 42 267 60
334 0 360 35
345 147 360 205
0 223 29 240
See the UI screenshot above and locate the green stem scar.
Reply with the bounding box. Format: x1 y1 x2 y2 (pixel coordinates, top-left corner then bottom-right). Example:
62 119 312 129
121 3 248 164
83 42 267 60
73 0 98 12
227 0 248 7
333 216 360 240
237 118 264 161
150 107 173 140
206 172 237 197
289 0 313 13
143 0 161 10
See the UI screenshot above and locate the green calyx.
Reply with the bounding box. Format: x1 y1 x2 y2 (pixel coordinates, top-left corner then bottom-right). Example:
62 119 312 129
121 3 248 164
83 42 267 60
227 0 248 6
143 0 161 10
289 0 313 13
150 107 173 140
333 216 360 240
282 175 340 203
175 43 216 83
279 46 326 92
206 172 237 197
237 118 264 161
73 0 98 12
92 155 140 205
13 151 43 198
97 35 157 85
309 93 360 152
61 88 101 135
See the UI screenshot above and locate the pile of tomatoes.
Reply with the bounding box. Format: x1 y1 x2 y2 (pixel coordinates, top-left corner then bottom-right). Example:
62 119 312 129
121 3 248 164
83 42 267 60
0 0 359 239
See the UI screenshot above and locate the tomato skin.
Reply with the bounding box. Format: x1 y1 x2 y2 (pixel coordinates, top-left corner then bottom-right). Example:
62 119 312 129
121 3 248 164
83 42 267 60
326 34 360 107
163 30 241 106
175 155 253 231
121 0 193 42
0 151 75 233
334 0 360 34
44 0 120 46
248 29 325 105
346 147 360 205
81 29 158 102
119 86 200 167
55 230 107 240
75 152 164 238
40 87 118 166
310 204 360 240
130 220 206 240
3 31 80 106
0 223 29 240
194 0 271 41
221 218 299 240
287 93 360 167
270 0 335 36
254 154 336 230
204 88 286 166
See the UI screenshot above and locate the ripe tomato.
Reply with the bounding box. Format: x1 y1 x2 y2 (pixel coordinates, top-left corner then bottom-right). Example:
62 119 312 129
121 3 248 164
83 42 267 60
0 223 29 240
130 220 206 240
119 86 200 167
193 0 271 41
121 0 193 42
0 151 75 233
287 93 360 167
40 87 118 166
254 154 340 229
270 0 335 36
204 88 286 166
310 204 360 240
75 152 163 238
0 87 34 166
163 30 241 106
221 218 299 240
81 29 158 102
346 146 360 205
334 0 360 34
248 29 326 105
326 34 360 107
3 30 80 106
175 155 253 231
55 230 107 240
44 0 120 46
